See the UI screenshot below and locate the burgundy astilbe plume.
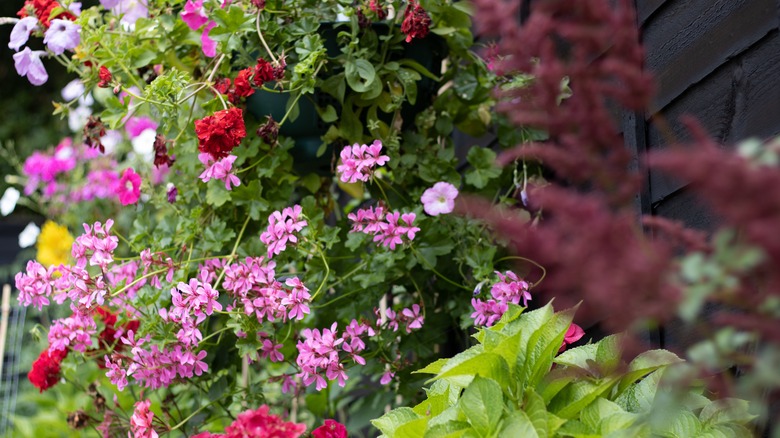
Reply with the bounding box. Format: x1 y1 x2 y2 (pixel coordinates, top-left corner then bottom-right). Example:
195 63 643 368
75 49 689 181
474 0 653 204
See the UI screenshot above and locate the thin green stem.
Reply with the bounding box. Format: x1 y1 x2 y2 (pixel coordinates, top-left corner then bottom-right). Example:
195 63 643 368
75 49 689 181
200 326 230 344
495 255 547 288
372 178 391 207
310 245 331 302
255 10 279 64
237 155 268 174
410 247 472 291
278 91 304 127
327 260 367 289
215 216 252 288
110 268 168 297
102 45 145 90
169 391 236 431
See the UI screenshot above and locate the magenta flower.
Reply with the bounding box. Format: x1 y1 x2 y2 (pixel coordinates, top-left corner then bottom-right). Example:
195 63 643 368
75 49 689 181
559 323 585 353
115 168 142 205
13 47 48 86
15 260 52 310
198 153 241 190
260 338 284 362
336 140 390 183
260 205 307 258
48 314 97 352
421 181 459 216
8 17 38 51
201 21 218 57
401 304 424 333
181 0 209 29
491 270 532 307
43 19 81 55
380 370 395 385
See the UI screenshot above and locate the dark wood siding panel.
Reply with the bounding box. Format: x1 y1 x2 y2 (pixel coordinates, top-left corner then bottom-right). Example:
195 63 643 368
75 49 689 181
646 32 780 203
642 0 777 112
637 0 668 25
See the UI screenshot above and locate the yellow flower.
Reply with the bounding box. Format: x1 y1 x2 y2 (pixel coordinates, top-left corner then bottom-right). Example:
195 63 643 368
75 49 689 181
36 221 74 267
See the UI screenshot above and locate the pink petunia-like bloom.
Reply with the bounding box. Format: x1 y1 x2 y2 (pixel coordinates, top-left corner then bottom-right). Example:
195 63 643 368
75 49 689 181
421 181 459 216
559 323 585 353
198 153 241 190
260 205 307 258
115 168 142 205
336 139 390 183
13 47 48 86
129 399 158 438
43 19 81 55
101 0 149 27
181 0 208 30
8 16 38 51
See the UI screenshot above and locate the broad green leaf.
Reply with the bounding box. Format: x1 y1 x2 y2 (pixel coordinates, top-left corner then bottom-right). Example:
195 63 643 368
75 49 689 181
595 335 622 374
548 377 620 419
373 408 424 438
345 59 377 93
465 147 501 189
416 358 450 376
616 349 683 396
473 304 525 343
500 411 538 437
424 421 472 438
521 306 577 389
396 418 428 438
554 343 600 371
599 412 640 435
581 398 624 431
699 398 757 425
615 370 663 413
300 173 322 194
436 352 510 389
206 182 232 207
459 376 503 436
399 59 441 81
414 380 455 418
525 389 549 438
698 424 755 438
654 411 702 437
555 419 598 438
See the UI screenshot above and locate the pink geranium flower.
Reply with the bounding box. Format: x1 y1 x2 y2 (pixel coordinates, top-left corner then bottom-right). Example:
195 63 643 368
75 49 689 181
129 399 158 438
115 168 142 205
559 323 585 353
421 182 458 216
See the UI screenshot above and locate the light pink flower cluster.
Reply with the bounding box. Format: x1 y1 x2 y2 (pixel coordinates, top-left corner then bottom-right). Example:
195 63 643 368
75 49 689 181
48 313 97 352
198 153 241 190
129 398 158 438
295 320 371 391
159 269 222 347
260 205 307 258
375 304 425 334
106 260 144 299
222 257 311 323
15 260 53 310
104 331 209 391
337 140 390 183
348 206 420 250
72 219 119 269
471 271 532 327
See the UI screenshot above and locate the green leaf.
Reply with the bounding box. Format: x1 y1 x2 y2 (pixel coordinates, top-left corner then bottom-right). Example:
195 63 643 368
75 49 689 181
300 173 322 194
424 422 472 438
436 351 510 389
614 370 663 413
395 418 428 438
317 104 338 123
699 398 757 425
465 147 501 189
345 59 377 93
525 389 550 438
500 411 539 437
339 99 363 141
399 59 441 81
581 398 623 431
521 306 577 389
459 376 503 435
616 349 683 396
372 408 423 438
415 358 449 376
206 182 232 207
413 380 454 418
655 411 702 437
548 377 620 419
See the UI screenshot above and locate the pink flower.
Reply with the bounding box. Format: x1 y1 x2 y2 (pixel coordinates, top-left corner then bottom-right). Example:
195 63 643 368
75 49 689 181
115 168 141 205
559 323 585 353
181 0 208 30
470 298 507 327
379 370 395 385
259 205 307 258
312 419 348 438
129 399 158 438
223 405 306 438
421 182 458 216
336 140 390 183
201 21 218 57
15 260 52 310
490 271 532 307
401 304 424 333
48 314 97 352
198 153 241 190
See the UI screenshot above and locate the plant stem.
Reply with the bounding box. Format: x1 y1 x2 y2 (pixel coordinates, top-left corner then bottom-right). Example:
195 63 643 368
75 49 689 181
255 10 279 64
410 247 472 291
495 255 547 288
310 245 331 301
214 216 251 288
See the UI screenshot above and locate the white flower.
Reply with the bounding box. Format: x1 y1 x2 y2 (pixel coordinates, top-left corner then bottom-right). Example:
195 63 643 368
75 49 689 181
131 128 157 162
1 187 20 216
68 105 92 132
18 222 40 248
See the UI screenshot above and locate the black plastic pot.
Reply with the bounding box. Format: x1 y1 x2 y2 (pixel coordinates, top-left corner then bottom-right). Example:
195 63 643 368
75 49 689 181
246 22 447 175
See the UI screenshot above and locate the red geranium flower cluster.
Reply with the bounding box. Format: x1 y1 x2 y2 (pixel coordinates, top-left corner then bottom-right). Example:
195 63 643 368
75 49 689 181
401 0 431 43
192 405 306 438
96 307 140 350
312 420 348 438
17 0 76 28
217 58 285 104
28 347 67 392
194 107 247 160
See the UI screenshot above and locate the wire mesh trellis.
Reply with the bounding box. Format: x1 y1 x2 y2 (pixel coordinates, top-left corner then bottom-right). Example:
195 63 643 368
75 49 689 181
0 284 27 436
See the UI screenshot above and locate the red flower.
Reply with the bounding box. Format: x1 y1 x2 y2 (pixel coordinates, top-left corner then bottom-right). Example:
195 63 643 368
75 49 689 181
96 307 140 350
98 66 112 88
215 77 232 94
153 134 175 168
18 0 75 28
194 107 247 160
312 420 348 438
369 0 387 19
28 347 67 392
253 59 275 87
230 68 255 103
401 1 431 43
223 405 306 438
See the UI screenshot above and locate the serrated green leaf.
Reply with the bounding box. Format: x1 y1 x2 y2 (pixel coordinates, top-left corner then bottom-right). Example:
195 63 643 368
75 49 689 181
525 389 549 438
548 377 620 419
460 376 503 435
465 147 501 189
415 358 449 376
206 182 232 207
616 349 683 396
500 411 538 437
655 411 702 437
436 351 510 389
699 398 757 426
373 408 424 438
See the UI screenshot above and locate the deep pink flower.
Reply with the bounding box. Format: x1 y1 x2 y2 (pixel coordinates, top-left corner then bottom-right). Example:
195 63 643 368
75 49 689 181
198 153 241 190
401 304 424 333
223 405 306 438
115 168 141 205
181 0 208 30
201 21 217 57
15 260 52 310
312 419 348 438
559 323 585 353
421 182 458 216
336 140 389 183
260 205 307 258
379 370 394 385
